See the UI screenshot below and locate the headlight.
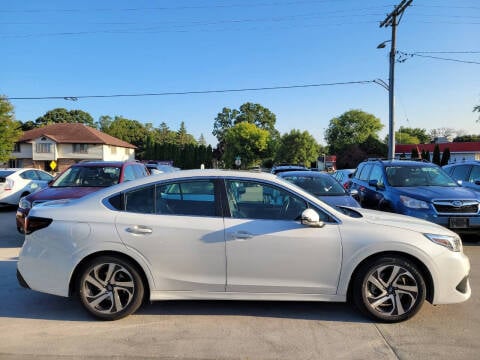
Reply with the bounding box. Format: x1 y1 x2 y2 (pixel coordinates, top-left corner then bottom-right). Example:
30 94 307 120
424 233 462 252
18 197 32 209
400 195 429 209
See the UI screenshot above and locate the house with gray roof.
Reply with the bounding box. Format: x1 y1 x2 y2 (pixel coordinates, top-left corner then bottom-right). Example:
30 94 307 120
9 123 136 172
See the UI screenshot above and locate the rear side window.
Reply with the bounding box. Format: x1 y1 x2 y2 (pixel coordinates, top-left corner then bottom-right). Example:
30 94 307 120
20 170 39 180
123 166 136 182
110 180 218 217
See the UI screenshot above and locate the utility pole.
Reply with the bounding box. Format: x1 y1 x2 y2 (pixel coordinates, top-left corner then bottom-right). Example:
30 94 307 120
379 0 413 160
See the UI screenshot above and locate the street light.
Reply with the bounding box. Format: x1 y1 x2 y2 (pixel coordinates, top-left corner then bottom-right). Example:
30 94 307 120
377 37 396 160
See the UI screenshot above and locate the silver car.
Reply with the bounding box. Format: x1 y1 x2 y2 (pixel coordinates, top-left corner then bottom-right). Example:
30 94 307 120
18 170 471 322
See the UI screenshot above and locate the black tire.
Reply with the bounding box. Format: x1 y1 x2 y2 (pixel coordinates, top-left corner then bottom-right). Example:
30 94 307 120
77 256 145 321
352 256 426 323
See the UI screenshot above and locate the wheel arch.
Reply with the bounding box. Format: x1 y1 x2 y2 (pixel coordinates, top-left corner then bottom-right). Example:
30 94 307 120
69 250 151 303
346 251 434 304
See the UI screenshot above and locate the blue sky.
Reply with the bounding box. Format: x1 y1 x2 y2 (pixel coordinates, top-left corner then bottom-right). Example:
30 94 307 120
1 0 479 146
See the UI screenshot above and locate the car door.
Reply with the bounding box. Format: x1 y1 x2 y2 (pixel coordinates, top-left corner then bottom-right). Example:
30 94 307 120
223 179 342 295
114 179 226 292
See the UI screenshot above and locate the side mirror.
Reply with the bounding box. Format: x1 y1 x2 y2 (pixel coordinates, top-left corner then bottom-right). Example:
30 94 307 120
301 208 325 228
457 180 463 186
349 189 359 197
368 179 379 188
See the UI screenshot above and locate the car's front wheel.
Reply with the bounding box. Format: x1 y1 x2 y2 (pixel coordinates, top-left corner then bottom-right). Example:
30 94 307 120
77 256 144 320
352 256 426 323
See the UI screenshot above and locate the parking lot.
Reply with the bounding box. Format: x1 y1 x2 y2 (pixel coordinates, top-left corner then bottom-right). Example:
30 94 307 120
0 206 478 360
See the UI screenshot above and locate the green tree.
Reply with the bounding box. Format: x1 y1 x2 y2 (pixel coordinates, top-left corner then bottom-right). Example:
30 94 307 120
0 96 22 163
212 103 279 161
35 108 95 127
395 126 430 144
212 107 239 145
441 148 451 166
176 121 197 147
325 109 384 155
223 122 269 168
102 116 148 158
411 147 419 159
156 122 177 144
453 134 480 142
198 134 207 146
274 129 319 166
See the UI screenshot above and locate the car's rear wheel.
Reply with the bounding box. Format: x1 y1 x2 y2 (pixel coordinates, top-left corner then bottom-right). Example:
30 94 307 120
77 256 144 320
352 256 426 323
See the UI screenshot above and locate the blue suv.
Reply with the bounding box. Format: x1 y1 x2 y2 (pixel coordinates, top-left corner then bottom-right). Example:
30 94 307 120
350 159 480 235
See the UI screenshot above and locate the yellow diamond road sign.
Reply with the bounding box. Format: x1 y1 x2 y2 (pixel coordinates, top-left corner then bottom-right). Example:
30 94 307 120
49 160 57 171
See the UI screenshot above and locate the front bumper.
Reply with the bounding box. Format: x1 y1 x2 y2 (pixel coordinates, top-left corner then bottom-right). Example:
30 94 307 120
431 250 471 305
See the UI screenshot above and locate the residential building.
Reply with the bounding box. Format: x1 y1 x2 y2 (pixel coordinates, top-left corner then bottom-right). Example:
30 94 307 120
9 123 136 172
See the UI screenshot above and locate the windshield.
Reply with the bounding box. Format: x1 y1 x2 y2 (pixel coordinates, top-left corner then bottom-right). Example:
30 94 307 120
52 166 121 187
281 174 347 196
385 165 458 187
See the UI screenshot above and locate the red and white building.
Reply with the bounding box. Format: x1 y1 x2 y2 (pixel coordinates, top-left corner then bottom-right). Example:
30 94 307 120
395 142 480 163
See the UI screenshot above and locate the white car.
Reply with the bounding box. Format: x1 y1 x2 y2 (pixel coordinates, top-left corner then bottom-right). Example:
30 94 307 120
0 168 53 206
17 170 471 322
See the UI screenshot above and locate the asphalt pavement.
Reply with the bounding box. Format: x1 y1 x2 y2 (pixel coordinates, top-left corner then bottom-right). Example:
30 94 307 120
0 207 478 360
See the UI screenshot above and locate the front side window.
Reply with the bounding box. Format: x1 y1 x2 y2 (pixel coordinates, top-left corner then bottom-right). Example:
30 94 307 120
122 166 136 182
469 165 480 183
369 165 385 187
225 179 307 220
451 165 471 182
358 164 372 181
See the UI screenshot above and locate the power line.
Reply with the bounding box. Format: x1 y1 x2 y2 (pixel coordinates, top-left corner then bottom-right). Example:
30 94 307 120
6 80 375 101
397 51 480 65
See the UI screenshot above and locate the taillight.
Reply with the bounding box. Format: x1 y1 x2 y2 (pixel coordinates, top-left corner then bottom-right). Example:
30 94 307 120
25 216 52 234
5 179 14 190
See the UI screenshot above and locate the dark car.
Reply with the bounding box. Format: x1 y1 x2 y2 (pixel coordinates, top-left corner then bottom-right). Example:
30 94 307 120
349 159 480 235
278 171 360 208
443 161 480 193
16 161 149 233
332 169 355 189
271 164 309 175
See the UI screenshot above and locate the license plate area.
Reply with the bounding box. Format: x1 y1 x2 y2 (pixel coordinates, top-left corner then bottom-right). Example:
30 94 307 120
449 217 469 229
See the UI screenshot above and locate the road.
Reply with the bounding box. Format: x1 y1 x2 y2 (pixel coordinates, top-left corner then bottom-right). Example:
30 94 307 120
0 207 478 359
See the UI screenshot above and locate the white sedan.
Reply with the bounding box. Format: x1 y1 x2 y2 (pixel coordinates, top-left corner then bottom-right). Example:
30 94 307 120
0 168 53 206
17 170 471 322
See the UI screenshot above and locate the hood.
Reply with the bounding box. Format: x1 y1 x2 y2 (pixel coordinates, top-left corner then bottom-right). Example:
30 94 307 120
318 194 360 208
396 186 479 201
353 207 455 235
27 186 102 202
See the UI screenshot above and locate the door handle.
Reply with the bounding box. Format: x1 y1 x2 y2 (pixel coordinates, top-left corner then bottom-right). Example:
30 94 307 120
126 225 153 235
232 231 253 239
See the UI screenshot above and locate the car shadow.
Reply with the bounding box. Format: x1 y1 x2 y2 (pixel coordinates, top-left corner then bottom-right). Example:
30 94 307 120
1 260 370 324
